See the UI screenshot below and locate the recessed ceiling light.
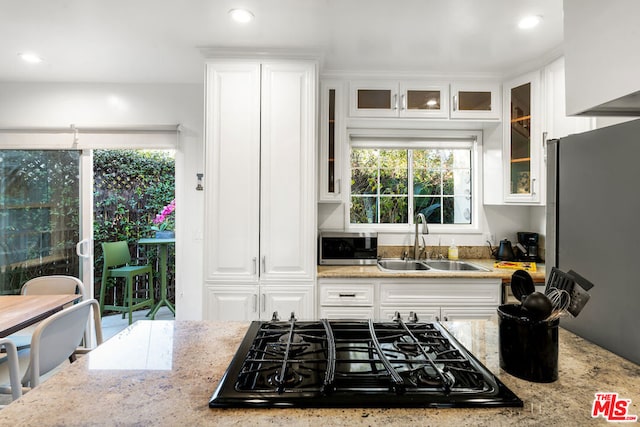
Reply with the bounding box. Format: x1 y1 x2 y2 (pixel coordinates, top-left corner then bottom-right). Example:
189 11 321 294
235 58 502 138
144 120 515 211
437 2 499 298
19 52 43 64
518 15 543 29
229 8 254 23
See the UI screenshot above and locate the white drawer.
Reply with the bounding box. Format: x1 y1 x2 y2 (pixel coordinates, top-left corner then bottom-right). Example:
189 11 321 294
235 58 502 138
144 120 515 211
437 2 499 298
319 281 374 306
319 306 376 319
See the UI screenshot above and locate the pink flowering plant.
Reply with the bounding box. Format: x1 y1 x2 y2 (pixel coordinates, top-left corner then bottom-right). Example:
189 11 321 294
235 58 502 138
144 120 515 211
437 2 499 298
151 199 175 231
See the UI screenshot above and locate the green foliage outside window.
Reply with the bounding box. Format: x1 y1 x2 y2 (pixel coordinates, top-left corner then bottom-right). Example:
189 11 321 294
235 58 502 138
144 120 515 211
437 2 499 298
350 147 472 225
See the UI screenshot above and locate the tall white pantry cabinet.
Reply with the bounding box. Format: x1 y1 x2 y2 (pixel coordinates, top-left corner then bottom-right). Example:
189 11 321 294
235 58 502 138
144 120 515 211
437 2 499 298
203 60 317 321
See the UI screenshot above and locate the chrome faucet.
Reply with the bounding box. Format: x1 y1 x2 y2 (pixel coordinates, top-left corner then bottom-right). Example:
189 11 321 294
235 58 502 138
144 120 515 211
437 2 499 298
414 213 429 259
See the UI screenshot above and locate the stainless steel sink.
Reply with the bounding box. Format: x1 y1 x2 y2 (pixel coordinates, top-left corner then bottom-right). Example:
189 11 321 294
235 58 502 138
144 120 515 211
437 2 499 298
377 259 430 271
377 259 488 272
424 260 489 271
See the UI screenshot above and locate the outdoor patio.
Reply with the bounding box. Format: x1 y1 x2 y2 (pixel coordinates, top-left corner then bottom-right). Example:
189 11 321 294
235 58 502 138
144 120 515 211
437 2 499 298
101 306 175 341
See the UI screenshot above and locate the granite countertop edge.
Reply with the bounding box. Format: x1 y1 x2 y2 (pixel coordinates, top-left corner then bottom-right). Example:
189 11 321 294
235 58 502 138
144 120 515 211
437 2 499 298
318 259 546 282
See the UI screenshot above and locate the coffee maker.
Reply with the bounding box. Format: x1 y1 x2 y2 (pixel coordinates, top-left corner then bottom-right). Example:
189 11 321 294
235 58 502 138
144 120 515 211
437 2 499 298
516 232 539 261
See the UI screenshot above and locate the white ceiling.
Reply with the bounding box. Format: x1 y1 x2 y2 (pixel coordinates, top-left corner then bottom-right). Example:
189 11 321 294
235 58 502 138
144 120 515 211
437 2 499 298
0 0 564 84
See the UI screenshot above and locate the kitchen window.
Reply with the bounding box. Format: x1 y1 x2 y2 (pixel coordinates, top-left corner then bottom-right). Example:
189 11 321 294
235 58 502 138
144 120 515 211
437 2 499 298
348 131 480 231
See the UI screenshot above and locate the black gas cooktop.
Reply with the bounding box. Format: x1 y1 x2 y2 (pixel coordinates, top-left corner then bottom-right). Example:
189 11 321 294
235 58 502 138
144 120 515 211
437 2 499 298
209 314 523 408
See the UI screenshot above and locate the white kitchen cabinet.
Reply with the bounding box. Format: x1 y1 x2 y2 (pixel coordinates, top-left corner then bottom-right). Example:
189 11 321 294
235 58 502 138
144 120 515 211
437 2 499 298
484 59 592 206
564 0 640 115
349 80 449 118
262 285 315 320
542 57 594 142
319 306 376 319
379 279 500 321
318 278 500 321
205 285 259 321
318 80 344 202
379 307 496 322
503 70 543 204
450 82 501 120
318 279 375 319
205 284 314 321
204 59 317 321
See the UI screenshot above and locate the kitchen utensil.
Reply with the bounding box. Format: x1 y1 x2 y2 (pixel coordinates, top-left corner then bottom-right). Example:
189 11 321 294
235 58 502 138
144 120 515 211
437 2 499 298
510 270 535 302
545 267 592 317
522 292 553 321
544 287 571 321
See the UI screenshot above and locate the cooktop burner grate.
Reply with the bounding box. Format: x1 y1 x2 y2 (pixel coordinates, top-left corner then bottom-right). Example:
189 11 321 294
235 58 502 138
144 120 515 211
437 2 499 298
210 313 523 408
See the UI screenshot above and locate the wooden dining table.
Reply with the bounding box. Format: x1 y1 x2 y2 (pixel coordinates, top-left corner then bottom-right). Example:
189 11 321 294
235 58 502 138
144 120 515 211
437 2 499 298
0 294 81 338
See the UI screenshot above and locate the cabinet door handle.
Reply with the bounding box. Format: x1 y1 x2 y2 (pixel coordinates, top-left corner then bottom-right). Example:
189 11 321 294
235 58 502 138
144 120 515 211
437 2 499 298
393 94 398 110
435 315 441 321
252 257 257 275
252 294 258 313
452 95 458 111
401 94 406 111
339 293 356 298
336 178 341 194
261 256 266 273
531 178 537 195
261 294 265 312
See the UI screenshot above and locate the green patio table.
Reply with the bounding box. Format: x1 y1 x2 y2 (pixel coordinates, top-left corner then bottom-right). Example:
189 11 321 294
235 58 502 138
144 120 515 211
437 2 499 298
138 237 176 319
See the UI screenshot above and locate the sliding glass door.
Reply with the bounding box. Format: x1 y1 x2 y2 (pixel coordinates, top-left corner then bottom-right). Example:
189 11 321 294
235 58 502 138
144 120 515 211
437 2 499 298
0 150 92 295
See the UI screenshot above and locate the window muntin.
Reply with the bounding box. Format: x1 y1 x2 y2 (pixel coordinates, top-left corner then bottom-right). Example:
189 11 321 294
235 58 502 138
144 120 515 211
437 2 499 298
349 137 474 227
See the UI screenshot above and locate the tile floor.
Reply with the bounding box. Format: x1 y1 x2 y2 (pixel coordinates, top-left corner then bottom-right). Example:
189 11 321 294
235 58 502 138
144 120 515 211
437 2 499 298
101 306 175 341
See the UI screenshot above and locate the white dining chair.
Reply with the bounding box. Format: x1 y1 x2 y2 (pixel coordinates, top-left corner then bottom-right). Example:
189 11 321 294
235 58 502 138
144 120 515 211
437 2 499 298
8 275 86 351
0 338 22 403
0 299 103 401
21 275 86 299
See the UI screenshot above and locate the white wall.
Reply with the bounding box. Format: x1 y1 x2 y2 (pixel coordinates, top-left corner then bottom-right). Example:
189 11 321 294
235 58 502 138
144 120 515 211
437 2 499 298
0 82 205 320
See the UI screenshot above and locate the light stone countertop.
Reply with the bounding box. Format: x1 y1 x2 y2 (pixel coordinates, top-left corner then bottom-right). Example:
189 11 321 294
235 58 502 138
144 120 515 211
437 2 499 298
318 259 546 283
1 319 638 426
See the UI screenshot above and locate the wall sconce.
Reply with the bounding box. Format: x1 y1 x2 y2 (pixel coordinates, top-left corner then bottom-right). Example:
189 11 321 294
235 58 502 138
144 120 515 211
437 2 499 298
196 173 204 191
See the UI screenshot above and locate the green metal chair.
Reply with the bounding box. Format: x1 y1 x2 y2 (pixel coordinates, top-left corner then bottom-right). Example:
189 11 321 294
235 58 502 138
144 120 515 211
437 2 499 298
99 241 154 325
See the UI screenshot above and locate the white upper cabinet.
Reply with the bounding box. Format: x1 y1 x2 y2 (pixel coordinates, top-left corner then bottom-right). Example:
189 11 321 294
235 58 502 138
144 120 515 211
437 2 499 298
318 80 344 202
543 57 594 141
503 70 543 204
564 0 640 115
450 81 501 120
349 80 449 118
485 59 592 206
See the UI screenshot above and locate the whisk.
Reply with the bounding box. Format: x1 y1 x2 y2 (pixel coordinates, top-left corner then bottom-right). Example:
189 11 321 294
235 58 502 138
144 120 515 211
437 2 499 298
545 287 571 321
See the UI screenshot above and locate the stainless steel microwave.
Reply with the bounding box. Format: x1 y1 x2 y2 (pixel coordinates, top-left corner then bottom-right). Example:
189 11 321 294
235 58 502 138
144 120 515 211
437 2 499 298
318 232 378 265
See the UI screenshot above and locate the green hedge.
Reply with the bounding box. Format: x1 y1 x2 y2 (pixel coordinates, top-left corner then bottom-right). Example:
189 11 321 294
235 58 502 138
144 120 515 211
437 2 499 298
93 150 175 297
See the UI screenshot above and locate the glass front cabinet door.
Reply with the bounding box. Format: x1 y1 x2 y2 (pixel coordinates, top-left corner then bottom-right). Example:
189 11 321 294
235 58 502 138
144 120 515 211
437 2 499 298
503 71 542 204
350 81 449 118
319 80 343 202
450 82 501 120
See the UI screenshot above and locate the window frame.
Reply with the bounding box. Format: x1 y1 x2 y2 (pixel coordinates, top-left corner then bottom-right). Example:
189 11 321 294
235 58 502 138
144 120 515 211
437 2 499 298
344 128 484 234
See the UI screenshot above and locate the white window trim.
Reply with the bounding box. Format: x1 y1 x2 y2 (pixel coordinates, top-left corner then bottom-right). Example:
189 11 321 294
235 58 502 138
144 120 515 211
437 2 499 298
343 128 484 234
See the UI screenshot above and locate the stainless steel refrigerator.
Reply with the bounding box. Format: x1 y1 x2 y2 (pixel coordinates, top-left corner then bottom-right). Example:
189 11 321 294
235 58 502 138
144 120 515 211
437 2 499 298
547 118 640 365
